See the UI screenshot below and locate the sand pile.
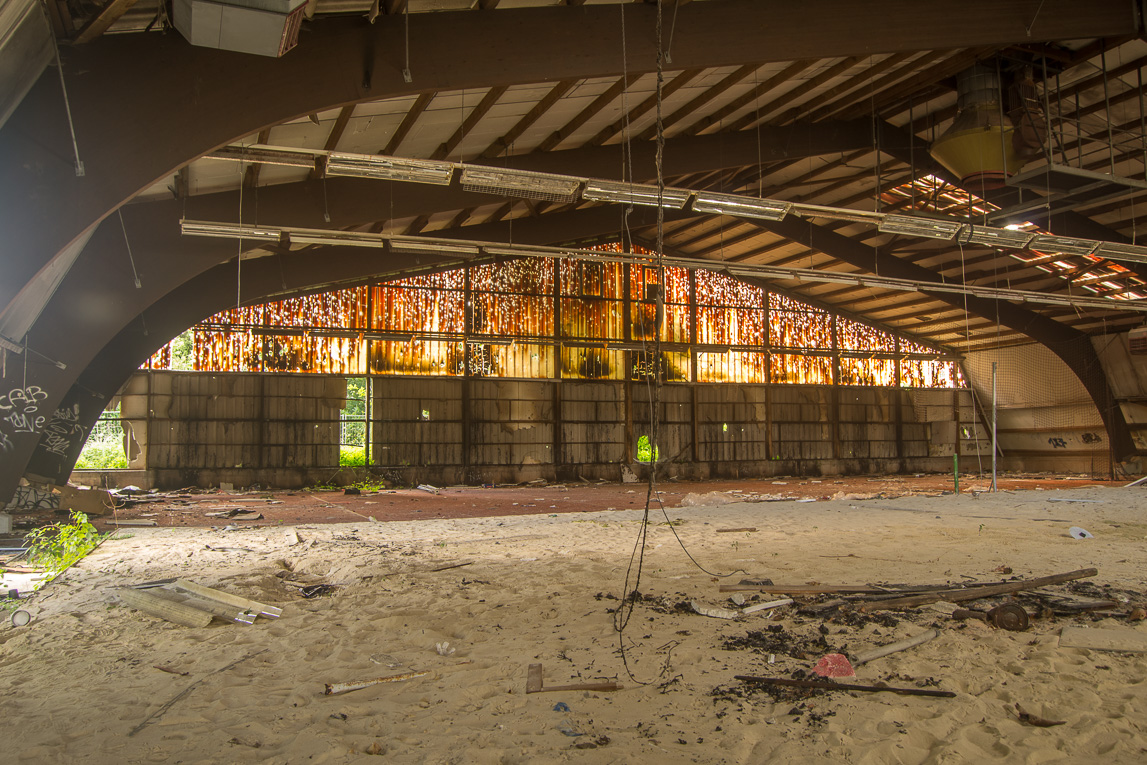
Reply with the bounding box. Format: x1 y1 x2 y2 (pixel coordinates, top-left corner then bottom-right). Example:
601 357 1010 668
2 485 1146 763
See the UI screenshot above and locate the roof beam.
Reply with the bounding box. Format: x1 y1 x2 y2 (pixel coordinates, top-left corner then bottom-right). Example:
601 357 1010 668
637 63 759 141
589 70 707 147
432 86 508 160
6 0 1138 321
383 92 436 156
73 0 139 44
755 214 1135 459
308 105 356 179
481 80 575 158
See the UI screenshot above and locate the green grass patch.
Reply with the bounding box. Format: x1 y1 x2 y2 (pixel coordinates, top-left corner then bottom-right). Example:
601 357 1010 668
340 446 367 467
74 444 128 470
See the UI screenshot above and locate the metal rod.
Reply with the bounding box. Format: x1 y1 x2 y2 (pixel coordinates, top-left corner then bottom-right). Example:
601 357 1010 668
997 57 1009 186
991 360 998 492
1139 67 1146 184
45 6 84 177
1103 49 1115 176
953 451 959 494
1056 72 1064 167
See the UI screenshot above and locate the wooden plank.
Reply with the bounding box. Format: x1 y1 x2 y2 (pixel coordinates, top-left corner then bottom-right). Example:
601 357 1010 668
719 583 890 594
859 568 1099 611
73 0 139 44
736 675 955 698
383 93 434 156
1060 626 1147 653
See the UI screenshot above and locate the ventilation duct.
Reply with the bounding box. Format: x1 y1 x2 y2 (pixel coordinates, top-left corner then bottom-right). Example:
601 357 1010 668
929 63 1032 192
173 0 307 58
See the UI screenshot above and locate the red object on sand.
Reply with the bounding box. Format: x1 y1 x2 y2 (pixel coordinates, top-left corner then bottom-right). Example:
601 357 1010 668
812 653 855 677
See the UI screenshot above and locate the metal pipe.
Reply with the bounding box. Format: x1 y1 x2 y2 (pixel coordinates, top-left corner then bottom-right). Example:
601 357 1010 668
991 360 998 492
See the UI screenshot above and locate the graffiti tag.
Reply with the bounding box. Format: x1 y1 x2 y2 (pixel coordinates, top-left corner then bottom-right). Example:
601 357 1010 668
1048 437 1067 449
0 385 52 450
0 385 48 413
38 404 87 458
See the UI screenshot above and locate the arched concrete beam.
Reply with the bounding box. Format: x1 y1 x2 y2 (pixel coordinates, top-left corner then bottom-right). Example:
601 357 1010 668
0 0 1136 317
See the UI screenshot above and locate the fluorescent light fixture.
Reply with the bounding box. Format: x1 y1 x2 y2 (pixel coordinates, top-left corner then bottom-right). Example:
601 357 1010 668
959 225 1036 249
876 279 918 292
460 167 581 202
1028 234 1099 257
208 145 319 168
790 203 883 224
878 215 964 240
327 154 454 185
804 274 862 286
1094 241 1147 264
692 192 791 221
390 238 479 258
283 227 385 249
581 180 691 209
181 220 281 242
181 221 390 249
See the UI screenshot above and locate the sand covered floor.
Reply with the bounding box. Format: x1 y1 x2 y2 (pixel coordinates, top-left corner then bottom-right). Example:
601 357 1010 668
2 484 1147 764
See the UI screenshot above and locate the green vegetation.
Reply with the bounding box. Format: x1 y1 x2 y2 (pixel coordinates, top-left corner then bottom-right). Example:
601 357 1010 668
24 512 101 575
170 329 195 370
636 435 659 463
340 446 367 466
75 406 129 470
340 377 368 466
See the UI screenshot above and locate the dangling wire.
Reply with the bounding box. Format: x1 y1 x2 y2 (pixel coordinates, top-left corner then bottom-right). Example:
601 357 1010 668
613 0 746 688
43 1 84 177
402 3 412 83
237 164 245 313
118 210 142 289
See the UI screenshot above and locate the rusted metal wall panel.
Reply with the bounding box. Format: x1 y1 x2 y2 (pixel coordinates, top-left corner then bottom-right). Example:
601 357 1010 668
145 372 342 470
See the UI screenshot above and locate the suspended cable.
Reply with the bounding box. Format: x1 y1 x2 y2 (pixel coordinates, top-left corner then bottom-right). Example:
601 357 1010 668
118 210 142 289
402 4 412 83
41 2 84 177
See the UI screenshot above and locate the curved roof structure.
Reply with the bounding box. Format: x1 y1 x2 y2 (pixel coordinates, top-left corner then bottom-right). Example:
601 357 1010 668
2 0 1146 498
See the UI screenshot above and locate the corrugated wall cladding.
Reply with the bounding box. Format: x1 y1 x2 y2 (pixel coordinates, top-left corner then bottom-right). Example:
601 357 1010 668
116 370 985 489
139 373 343 471
1093 331 1147 457
963 343 1108 471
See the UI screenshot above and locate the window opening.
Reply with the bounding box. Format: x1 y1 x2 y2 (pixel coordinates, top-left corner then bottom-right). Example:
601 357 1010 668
340 377 368 467
636 435 659 463
75 404 128 470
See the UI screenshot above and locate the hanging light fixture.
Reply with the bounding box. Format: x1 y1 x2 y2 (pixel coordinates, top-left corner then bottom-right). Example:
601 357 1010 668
878 215 964 240
326 154 455 184
459 167 581 202
691 192 791 221
581 180 691 208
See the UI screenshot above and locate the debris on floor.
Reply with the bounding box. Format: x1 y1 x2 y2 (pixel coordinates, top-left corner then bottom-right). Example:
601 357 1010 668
116 579 282 627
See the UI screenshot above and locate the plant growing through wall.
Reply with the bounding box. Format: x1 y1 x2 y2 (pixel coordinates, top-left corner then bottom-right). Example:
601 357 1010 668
636 435 659 463
24 511 101 575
